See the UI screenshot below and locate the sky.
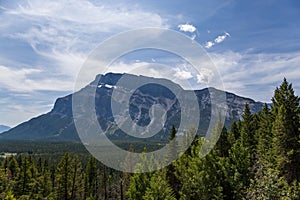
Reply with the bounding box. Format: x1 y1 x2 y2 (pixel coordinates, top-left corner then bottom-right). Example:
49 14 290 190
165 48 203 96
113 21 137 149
0 0 299 127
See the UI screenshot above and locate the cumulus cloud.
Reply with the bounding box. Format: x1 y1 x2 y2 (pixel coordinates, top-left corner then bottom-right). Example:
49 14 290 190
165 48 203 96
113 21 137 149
205 41 214 49
205 32 230 48
174 68 193 80
214 32 230 43
178 24 197 33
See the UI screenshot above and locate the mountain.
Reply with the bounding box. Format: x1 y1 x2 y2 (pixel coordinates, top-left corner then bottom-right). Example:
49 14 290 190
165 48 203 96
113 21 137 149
0 73 264 141
0 125 11 134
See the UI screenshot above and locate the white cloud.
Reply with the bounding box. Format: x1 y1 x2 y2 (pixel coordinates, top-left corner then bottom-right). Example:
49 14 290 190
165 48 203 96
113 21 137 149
0 65 73 92
205 41 214 49
7 0 166 30
3 0 168 80
205 32 230 48
196 68 213 84
214 32 230 43
210 51 300 102
178 24 197 33
174 68 193 80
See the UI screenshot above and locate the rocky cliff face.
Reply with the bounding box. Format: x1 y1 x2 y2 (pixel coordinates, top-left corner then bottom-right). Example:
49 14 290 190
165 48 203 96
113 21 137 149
1 73 264 141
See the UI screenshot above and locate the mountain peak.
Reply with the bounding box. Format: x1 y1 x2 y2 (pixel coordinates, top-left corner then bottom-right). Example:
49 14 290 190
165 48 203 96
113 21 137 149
0 73 264 141
90 73 183 90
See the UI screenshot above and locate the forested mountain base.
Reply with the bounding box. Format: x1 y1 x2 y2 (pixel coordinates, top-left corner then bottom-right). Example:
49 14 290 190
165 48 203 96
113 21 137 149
1 79 299 199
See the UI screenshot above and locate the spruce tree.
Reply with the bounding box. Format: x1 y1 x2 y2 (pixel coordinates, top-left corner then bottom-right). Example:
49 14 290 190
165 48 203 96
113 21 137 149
126 150 154 200
70 155 83 200
165 125 180 199
240 103 255 150
215 126 230 157
175 138 223 200
228 121 239 146
85 156 97 199
271 78 300 183
226 104 254 198
14 156 33 196
56 153 73 200
7 157 19 180
255 103 273 165
143 170 176 200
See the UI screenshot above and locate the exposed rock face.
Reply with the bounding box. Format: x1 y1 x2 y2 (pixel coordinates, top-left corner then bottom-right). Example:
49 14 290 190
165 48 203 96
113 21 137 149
1 73 264 141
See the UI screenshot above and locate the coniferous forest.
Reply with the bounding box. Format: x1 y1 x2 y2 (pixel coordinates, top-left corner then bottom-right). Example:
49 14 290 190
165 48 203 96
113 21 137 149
0 79 299 199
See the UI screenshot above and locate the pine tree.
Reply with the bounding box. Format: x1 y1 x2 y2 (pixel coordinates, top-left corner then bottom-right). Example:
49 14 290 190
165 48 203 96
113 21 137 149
247 104 276 199
212 123 233 199
175 138 223 200
85 156 98 199
273 106 300 183
179 126 197 156
30 159 51 199
121 144 135 199
0 164 8 194
39 159 52 197
14 156 33 196
271 78 300 183
255 104 273 165
126 150 154 200
227 138 251 199
226 105 255 199
240 103 255 150
70 155 84 200
166 125 178 162
165 125 181 199
56 153 73 200
7 157 19 180
143 170 176 200
215 126 230 157
126 170 152 200
228 121 239 146
50 164 56 193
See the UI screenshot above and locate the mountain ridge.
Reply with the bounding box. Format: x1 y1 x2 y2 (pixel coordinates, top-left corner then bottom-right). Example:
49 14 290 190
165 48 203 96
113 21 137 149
0 125 11 134
0 73 265 141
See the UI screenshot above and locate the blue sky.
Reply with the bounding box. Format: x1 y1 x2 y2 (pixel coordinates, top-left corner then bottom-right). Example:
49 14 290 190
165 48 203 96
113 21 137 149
0 0 299 127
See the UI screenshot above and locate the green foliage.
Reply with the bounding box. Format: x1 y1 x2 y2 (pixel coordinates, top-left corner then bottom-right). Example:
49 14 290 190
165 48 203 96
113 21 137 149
85 156 97 199
54 153 84 200
126 150 155 200
227 138 252 198
175 138 223 200
165 126 181 199
255 104 274 164
272 78 300 183
166 125 178 162
143 170 176 200
4 191 16 200
228 121 239 145
215 126 230 157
